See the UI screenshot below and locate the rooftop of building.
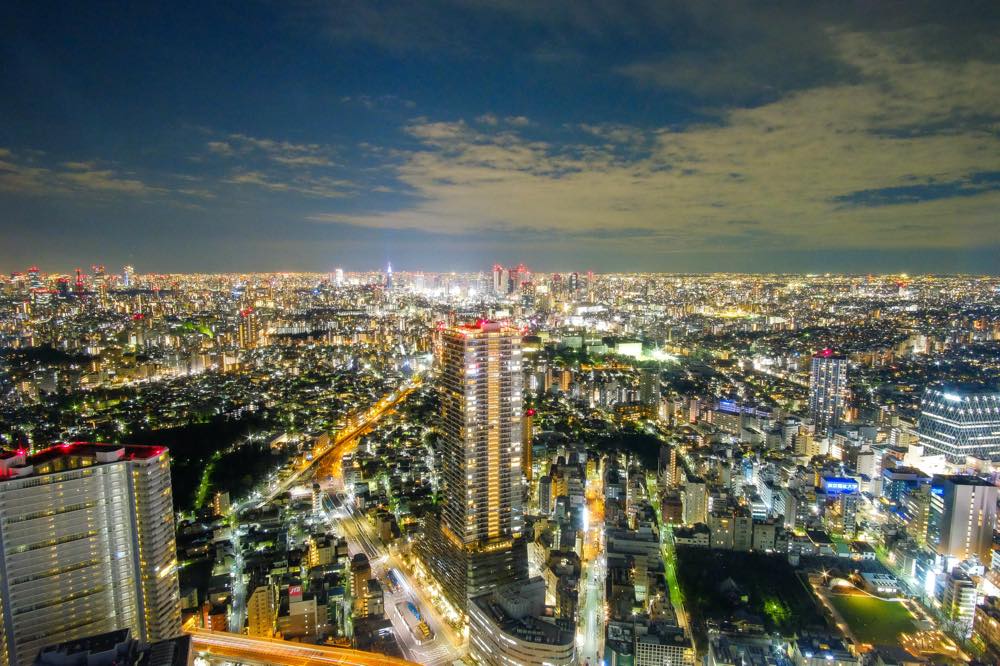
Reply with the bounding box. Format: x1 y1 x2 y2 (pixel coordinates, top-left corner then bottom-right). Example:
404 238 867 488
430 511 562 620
882 466 930 479
34 629 190 666
471 589 573 647
709 632 791 666
926 382 1000 397
795 635 853 659
0 442 167 482
936 474 996 487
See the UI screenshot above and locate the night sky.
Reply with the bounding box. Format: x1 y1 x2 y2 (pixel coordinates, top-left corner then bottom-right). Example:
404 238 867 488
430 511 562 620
2 1 999 274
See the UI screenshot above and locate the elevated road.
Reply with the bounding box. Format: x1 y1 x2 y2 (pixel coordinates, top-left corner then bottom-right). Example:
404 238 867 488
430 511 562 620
189 628 420 666
256 379 420 507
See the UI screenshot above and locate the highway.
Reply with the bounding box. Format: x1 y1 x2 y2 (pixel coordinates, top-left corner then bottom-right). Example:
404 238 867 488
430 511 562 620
189 627 420 666
256 380 421 508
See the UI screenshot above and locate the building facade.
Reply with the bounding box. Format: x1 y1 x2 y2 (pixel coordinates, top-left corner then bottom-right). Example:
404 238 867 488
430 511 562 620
469 578 576 666
918 384 1000 462
422 322 528 611
809 350 848 432
932 475 998 563
0 444 182 666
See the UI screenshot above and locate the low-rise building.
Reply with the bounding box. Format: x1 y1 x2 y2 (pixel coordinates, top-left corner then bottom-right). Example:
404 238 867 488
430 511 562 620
469 578 576 666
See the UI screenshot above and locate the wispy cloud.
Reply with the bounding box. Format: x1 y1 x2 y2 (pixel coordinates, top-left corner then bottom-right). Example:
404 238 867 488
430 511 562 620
225 170 352 198
207 133 337 167
0 150 163 197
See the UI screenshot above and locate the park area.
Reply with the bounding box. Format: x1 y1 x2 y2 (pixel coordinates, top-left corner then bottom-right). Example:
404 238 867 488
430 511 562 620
675 548 826 646
826 592 917 646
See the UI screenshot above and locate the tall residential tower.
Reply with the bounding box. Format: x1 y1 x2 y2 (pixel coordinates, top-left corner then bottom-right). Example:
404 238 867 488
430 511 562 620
421 321 527 611
0 444 182 666
809 349 848 432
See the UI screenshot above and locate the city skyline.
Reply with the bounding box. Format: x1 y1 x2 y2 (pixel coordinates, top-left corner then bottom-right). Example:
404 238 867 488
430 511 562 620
3 266 1000 663
4 2 1000 664
2 2 999 273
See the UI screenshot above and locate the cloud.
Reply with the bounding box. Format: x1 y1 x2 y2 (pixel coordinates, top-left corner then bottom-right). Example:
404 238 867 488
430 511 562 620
60 169 159 194
315 30 1000 253
61 161 99 171
200 132 357 198
340 94 416 110
0 150 162 197
206 141 234 156
225 170 351 198
207 133 336 167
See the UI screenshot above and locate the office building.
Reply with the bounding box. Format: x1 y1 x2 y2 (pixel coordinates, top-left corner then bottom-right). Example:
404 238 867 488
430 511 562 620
634 622 695 666
918 384 1000 462
973 597 1000 664
880 467 930 505
809 349 848 431
351 554 372 617
932 475 998 563
0 444 182 666
420 321 528 611
940 569 978 633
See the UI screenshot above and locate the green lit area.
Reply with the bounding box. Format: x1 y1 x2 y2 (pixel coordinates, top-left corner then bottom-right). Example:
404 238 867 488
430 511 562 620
827 593 917 646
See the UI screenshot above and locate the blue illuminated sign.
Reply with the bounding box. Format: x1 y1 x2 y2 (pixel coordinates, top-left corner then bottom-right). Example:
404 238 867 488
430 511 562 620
822 477 859 495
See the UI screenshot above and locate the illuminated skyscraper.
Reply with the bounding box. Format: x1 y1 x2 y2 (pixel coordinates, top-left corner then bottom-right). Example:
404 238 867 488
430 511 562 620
238 307 260 349
421 321 527 611
918 384 1000 462
568 272 579 294
122 265 134 288
27 267 41 290
809 349 848 431
931 475 998 562
0 444 181 666
492 264 508 296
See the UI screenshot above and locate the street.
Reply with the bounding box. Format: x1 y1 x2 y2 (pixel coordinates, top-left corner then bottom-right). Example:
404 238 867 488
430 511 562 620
331 498 463 666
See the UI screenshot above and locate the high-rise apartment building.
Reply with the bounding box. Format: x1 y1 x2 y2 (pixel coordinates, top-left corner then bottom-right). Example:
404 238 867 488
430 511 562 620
809 349 848 432
0 444 182 666
682 477 708 525
420 321 527 611
247 585 277 638
237 307 260 349
918 384 1000 463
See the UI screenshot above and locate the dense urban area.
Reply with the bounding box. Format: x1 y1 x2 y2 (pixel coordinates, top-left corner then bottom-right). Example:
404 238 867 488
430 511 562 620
3 265 1000 666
